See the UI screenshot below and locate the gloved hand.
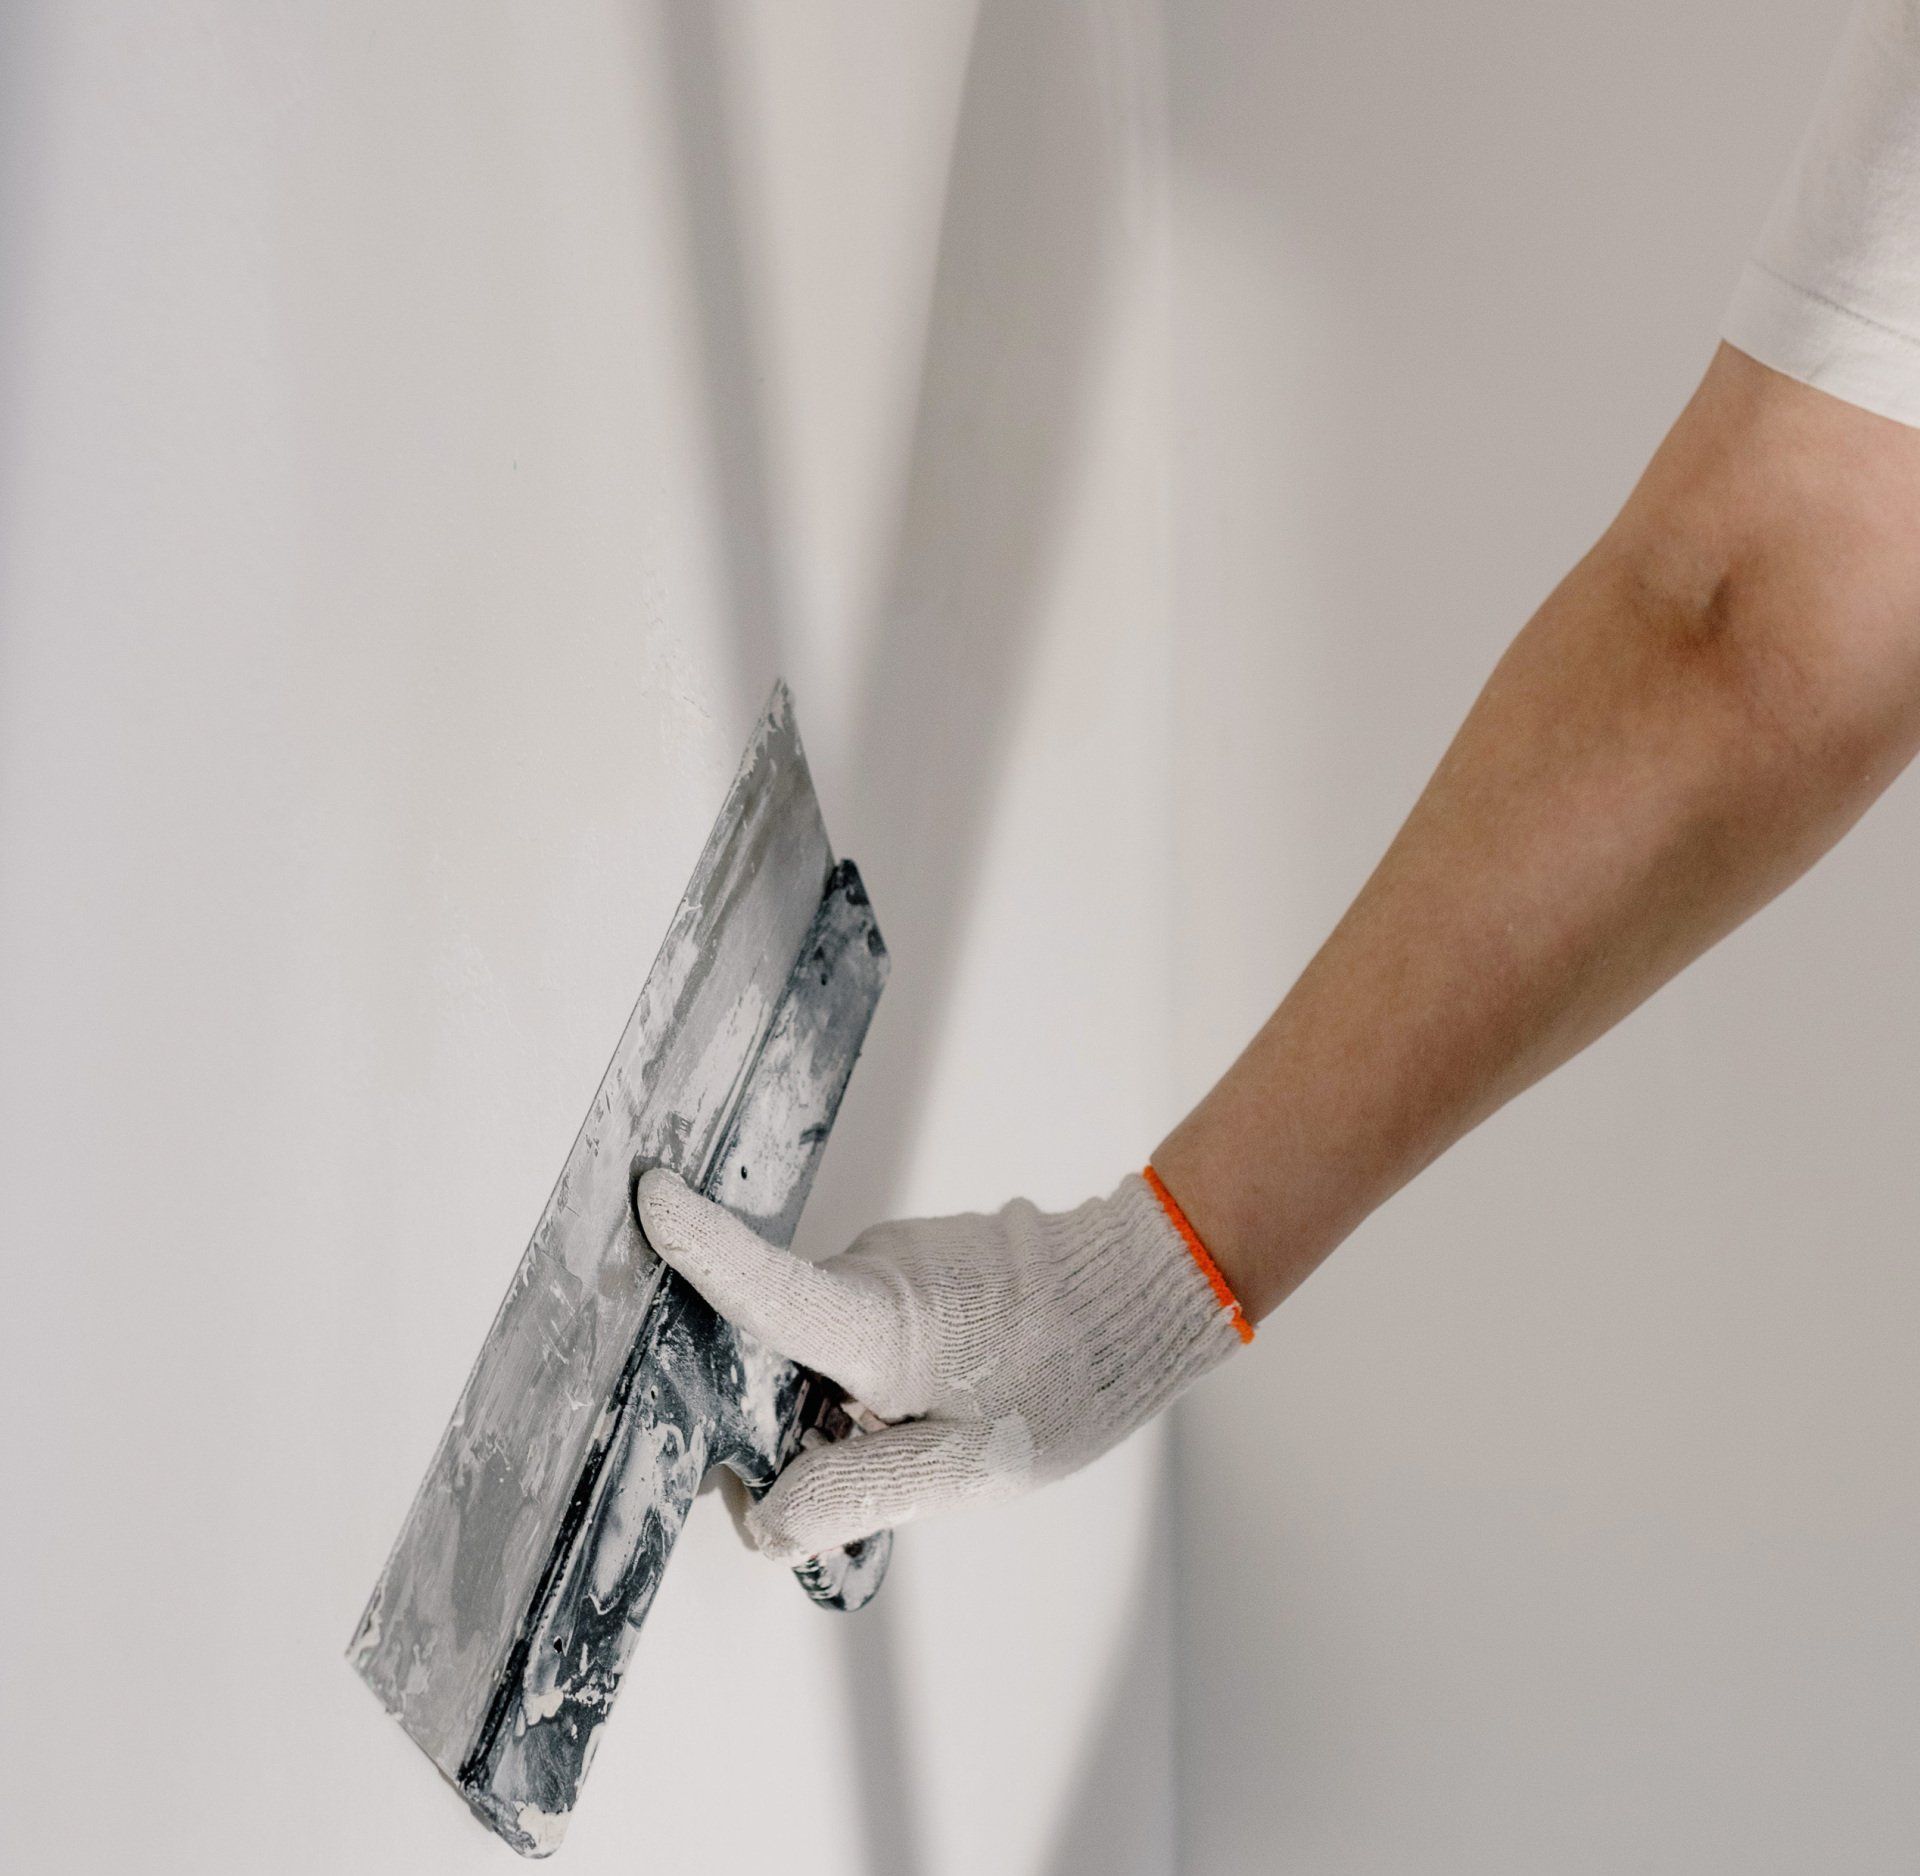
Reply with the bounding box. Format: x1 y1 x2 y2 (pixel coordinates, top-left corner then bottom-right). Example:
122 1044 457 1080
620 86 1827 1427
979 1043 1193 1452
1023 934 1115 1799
634 1165 1253 1564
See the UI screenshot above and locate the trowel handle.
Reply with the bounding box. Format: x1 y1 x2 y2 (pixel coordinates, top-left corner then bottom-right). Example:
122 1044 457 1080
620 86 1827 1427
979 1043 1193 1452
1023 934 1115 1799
644 1263 895 1615
769 1362 894 1611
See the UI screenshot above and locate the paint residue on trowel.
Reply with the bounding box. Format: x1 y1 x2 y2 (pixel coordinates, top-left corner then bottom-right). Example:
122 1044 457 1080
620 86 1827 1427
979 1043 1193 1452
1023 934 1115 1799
349 687 892 1856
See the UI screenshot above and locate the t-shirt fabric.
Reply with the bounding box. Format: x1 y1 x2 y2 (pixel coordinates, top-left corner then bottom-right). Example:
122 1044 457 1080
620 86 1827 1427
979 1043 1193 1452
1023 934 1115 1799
1725 0 1920 428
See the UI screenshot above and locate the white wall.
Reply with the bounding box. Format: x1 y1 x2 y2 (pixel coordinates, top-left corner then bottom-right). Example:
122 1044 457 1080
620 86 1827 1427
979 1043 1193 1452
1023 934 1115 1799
1165 2 1920 1870
0 5 1179 1872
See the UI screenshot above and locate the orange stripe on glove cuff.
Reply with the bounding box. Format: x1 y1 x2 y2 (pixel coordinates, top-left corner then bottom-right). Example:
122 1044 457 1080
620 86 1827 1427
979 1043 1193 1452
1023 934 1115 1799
1142 1163 1255 1343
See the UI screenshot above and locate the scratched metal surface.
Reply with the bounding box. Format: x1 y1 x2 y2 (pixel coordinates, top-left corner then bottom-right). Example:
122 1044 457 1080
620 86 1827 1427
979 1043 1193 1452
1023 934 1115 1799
348 686 890 1854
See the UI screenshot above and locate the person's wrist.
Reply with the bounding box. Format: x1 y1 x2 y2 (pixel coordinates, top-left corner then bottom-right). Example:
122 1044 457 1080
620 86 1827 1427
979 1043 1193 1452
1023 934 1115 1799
1148 1122 1287 1322
1140 1164 1254 1344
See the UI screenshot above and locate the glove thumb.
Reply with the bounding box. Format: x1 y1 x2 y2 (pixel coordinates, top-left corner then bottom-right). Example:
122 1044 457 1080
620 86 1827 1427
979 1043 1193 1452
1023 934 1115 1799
636 1168 907 1408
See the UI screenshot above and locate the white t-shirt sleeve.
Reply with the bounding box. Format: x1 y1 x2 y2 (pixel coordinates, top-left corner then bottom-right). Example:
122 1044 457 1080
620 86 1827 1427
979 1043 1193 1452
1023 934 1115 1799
1723 0 1920 427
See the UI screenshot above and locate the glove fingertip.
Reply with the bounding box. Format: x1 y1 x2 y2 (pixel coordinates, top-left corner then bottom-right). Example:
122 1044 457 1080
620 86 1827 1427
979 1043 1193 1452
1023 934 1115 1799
633 1165 694 1233
634 1169 729 1277
746 1455 876 1567
746 1501 870 1570
742 1513 810 1569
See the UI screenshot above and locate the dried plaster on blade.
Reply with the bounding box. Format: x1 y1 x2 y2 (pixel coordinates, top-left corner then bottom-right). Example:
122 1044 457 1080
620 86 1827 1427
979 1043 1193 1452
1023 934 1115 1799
349 688 894 1856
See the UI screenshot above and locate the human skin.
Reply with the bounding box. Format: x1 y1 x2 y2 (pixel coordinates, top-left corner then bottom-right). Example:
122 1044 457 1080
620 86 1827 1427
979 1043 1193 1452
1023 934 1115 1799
1154 341 1920 1321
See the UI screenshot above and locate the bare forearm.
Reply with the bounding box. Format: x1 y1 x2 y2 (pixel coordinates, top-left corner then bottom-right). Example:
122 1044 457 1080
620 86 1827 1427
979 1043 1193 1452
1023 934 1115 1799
1156 345 1920 1320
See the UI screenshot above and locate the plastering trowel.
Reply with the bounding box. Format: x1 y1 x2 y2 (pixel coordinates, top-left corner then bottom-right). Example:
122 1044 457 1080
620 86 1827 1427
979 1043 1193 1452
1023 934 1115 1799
349 684 891 1856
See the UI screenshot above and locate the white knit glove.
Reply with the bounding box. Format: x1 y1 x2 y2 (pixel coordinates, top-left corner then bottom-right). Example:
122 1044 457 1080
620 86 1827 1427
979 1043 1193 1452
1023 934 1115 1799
634 1167 1253 1564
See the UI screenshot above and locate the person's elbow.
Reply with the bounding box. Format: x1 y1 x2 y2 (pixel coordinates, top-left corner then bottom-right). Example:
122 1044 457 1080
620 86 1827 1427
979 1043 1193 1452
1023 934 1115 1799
1612 345 1920 801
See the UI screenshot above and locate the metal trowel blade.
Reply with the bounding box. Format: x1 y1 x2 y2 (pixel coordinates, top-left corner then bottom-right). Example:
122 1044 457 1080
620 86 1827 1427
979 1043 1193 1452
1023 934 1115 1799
349 682 890 1854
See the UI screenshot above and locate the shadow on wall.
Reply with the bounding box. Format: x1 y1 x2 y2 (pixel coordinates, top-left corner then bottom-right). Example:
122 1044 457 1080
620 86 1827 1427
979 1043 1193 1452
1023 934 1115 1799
648 1 1164 1871
1030 1465 1178 1876
0 2 51 539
